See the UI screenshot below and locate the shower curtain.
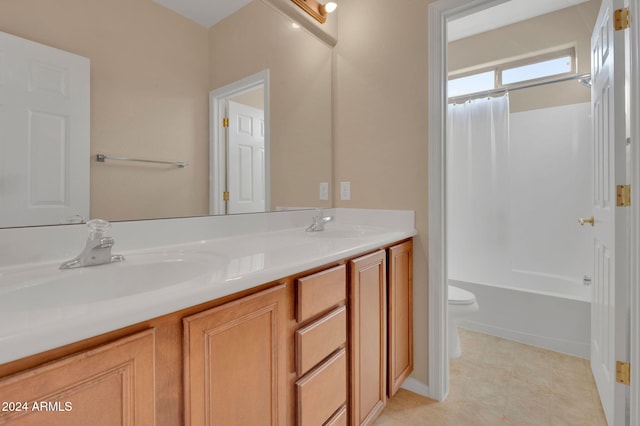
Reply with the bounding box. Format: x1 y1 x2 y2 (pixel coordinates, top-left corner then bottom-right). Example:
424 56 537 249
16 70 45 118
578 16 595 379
447 94 510 285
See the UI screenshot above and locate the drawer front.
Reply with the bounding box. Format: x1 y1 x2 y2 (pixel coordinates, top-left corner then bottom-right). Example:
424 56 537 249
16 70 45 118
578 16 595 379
325 405 347 426
296 264 346 323
296 306 347 376
296 348 347 426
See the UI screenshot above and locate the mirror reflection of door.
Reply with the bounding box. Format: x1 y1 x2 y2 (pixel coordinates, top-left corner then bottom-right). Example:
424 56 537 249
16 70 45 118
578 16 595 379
0 31 90 227
209 70 269 216
226 95 265 214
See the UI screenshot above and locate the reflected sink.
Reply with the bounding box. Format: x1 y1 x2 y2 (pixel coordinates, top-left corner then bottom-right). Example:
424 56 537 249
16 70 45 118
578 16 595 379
0 253 217 311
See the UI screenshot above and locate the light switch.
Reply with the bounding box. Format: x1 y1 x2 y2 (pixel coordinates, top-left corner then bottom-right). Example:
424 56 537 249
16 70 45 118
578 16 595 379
319 182 329 201
340 181 351 201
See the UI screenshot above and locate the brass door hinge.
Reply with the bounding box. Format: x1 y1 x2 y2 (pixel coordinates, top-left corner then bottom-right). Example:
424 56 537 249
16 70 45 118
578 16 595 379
616 361 631 385
614 8 630 31
222 117 229 128
616 185 631 206
223 191 230 201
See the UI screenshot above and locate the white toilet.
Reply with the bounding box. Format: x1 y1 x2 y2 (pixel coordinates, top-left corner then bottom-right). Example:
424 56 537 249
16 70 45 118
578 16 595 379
448 285 479 359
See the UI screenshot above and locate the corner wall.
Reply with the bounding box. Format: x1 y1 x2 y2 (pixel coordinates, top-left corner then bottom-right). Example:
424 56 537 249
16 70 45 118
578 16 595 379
334 0 433 385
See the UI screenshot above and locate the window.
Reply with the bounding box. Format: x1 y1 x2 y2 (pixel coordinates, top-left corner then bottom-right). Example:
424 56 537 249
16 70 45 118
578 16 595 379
448 48 575 98
501 55 572 85
448 71 495 97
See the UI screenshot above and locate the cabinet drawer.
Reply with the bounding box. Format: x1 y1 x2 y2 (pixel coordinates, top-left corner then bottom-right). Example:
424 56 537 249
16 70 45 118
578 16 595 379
296 264 346 323
296 306 347 376
325 405 347 426
296 348 347 426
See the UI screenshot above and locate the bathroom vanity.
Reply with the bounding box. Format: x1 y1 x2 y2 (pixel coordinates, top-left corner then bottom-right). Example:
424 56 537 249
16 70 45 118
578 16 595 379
0 209 415 426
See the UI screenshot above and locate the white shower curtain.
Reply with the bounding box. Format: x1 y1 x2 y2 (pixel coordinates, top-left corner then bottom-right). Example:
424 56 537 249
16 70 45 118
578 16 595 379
447 94 510 285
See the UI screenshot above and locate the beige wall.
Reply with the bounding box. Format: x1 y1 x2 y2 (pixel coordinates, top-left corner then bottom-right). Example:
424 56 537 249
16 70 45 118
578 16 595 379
449 0 600 112
334 0 432 384
209 0 333 211
332 0 599 388
0 0 211 222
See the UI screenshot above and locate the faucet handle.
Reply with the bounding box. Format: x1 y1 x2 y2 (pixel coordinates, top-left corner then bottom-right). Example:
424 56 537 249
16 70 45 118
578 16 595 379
87 219 111 240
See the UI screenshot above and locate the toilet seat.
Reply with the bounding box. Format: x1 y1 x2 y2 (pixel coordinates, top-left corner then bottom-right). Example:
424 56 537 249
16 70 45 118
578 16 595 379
448 285 476 305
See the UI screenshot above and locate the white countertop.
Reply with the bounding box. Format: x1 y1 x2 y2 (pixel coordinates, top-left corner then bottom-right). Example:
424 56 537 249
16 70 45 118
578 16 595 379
0 211 415 364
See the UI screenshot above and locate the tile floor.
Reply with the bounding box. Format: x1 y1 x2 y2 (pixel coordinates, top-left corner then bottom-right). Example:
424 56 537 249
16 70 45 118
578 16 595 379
373 328 607 425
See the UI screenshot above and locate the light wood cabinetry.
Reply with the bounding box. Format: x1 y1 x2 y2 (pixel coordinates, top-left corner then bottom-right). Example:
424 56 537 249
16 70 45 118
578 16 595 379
295 348 347 425
295 306 347 377
183 284 287 426
0 329 155 426
349 250 387 426
296 264 346 323
294 265 347 426
388 240 414 397
325 405 348 426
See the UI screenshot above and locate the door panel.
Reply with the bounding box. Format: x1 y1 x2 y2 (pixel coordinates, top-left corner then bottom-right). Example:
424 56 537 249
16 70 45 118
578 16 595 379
0 31 89 227
227 100 265 214
590 1 628 424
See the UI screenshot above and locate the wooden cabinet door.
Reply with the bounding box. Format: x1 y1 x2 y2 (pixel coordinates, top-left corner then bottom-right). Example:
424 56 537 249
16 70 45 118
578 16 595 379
388 240 413 397
349 250 387 426
183 284 287 426
0 329 155 426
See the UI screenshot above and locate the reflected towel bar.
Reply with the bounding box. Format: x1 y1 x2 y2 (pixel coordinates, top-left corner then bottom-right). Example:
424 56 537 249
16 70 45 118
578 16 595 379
96 154 188 168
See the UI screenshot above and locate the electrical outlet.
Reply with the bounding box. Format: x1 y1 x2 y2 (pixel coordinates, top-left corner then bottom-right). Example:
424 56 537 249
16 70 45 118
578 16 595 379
319 182 329 201
340 181 351 201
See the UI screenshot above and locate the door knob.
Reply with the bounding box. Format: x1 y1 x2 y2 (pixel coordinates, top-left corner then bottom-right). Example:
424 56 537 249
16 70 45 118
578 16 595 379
578 216 595 226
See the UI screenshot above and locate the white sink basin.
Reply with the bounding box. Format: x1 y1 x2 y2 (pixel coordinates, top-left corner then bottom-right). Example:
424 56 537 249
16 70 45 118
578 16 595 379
0 253 217 311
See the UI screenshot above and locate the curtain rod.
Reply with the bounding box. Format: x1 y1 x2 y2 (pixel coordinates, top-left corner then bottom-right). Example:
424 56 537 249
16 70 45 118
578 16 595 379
448 73 591 104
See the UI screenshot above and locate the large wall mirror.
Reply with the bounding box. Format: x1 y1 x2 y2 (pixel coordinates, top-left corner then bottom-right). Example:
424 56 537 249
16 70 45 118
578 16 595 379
0 0 333 228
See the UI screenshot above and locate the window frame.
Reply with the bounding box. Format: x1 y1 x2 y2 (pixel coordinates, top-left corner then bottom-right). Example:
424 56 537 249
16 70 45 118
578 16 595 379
448 47 576 97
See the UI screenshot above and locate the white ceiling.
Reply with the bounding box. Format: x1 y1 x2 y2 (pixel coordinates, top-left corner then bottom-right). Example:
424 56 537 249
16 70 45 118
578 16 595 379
153 0 253 28
448 0 593 42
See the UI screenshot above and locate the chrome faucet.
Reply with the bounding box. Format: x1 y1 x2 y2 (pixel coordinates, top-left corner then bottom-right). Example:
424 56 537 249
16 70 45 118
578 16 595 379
306 210 333 232
59 219 125 269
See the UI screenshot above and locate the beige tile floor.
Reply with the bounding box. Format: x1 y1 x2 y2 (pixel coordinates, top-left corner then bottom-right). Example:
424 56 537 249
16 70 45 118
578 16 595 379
374 328 607 425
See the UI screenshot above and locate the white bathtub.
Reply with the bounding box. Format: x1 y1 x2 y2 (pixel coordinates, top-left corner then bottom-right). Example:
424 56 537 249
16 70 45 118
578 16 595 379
450 273 591 359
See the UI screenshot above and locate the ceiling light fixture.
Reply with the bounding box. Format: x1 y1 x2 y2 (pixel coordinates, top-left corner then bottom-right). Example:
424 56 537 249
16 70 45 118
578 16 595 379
291 0 337 24
321 1 337 14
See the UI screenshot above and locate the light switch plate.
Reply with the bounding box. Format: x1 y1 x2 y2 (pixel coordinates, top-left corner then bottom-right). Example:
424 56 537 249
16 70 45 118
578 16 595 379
340 181 351 201
319 182 329 201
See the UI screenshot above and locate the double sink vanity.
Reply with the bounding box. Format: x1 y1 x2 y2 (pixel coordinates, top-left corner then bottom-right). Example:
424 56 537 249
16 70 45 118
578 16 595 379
0 208 415 425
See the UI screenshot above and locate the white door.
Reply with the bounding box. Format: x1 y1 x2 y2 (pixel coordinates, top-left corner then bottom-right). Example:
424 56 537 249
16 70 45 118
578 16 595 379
227 100 265 214
0 31 90 227
589 1 629 424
